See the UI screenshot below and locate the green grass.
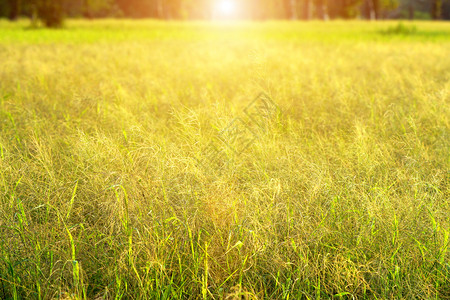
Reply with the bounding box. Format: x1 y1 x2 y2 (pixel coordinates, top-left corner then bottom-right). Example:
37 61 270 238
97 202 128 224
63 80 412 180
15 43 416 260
0 19 449 299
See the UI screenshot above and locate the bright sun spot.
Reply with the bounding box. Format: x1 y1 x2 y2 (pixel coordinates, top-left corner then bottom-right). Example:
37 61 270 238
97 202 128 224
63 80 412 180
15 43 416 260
214 0 237 18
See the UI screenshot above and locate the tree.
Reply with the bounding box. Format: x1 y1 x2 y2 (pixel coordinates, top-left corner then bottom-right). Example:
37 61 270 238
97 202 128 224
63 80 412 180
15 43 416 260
442 0 450 19
81 0 121 18
7 0 21 20
314 0 329 19
408 0 414 19
431 0 442 18
289 0 299 19
301 0 312 19
36 0 65 27
361 0 375 19
328 0 362 19
361 0 399 19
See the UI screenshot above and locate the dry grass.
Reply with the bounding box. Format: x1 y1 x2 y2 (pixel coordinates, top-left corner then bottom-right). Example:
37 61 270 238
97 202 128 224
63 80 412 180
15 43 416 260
0 19 449 299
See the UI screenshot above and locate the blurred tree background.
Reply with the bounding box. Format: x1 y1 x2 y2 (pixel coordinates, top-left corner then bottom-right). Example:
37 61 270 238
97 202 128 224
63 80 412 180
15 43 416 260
0 0 448 27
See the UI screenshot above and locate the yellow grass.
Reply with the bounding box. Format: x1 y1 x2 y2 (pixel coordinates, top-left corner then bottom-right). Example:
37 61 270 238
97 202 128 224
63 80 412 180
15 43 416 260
0 19 449 299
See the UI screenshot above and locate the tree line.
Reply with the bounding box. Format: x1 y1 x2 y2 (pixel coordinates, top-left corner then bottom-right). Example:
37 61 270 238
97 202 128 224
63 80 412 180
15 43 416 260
1 0 449 27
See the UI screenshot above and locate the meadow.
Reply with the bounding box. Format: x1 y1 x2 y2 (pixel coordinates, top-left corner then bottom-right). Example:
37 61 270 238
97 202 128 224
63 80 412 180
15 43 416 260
0 19 449 299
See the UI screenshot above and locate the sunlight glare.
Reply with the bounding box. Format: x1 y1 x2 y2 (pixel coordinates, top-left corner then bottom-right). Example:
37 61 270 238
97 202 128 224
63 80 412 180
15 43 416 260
214 0 238 18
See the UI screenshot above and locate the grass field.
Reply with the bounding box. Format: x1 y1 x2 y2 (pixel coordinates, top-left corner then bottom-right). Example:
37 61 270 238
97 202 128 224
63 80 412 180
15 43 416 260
0 19 449 299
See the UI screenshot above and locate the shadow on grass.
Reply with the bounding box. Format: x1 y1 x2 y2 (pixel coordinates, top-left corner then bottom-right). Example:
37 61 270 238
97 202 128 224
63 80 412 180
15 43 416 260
380 22 418 35
377 22 450 40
